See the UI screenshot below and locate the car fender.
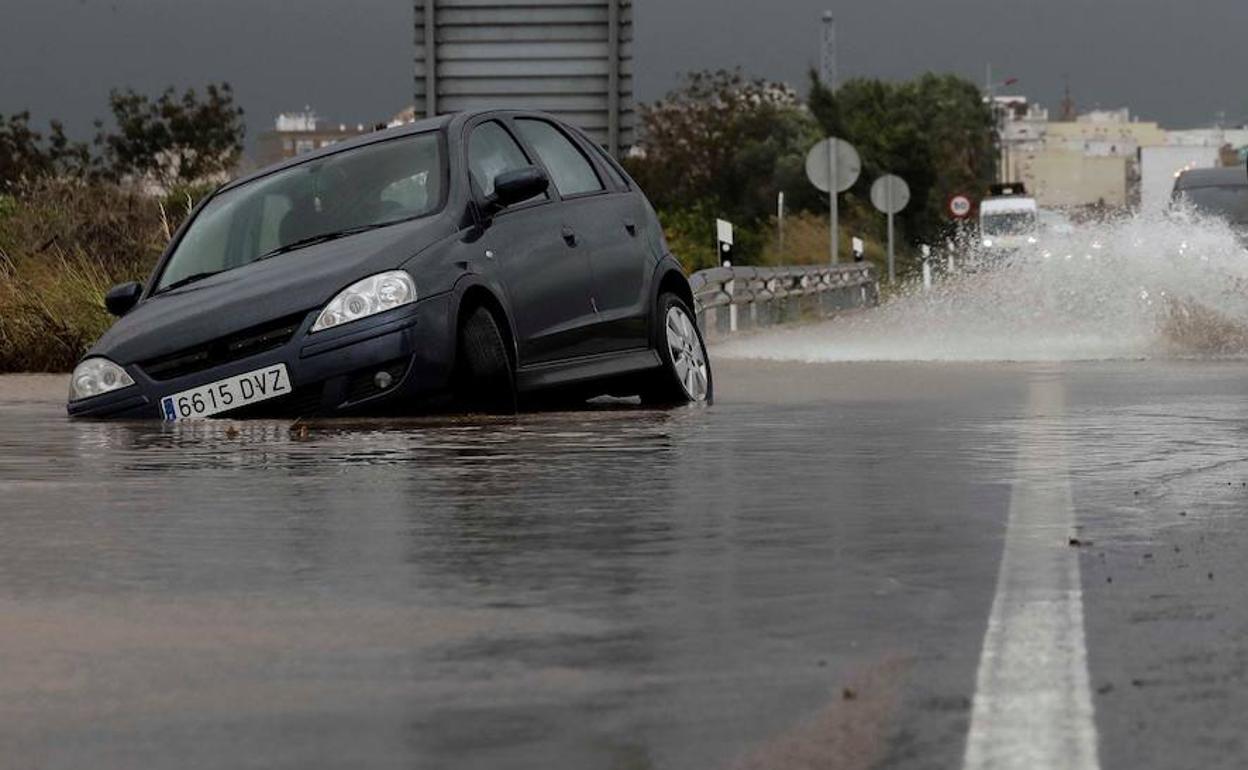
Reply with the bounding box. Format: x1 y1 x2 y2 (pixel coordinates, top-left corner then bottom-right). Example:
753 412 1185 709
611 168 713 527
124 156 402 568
647 256 696 346
447 273 520 369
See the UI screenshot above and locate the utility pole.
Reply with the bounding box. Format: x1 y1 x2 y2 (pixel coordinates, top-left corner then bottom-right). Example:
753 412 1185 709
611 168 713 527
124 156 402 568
820 11 837 91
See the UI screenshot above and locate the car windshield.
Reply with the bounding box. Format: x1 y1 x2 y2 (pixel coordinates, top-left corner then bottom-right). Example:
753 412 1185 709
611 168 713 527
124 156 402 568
981 211 1037 236
155 132 443 292
1176 185 1248 225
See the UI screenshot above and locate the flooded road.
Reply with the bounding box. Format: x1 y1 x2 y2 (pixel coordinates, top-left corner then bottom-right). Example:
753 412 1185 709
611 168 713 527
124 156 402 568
3 358 1248 769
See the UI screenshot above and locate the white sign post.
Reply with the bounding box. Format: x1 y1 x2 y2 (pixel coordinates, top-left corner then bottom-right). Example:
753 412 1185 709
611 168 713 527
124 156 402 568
716 218 737 330
715 218 734 266
870 174 911 283
777 191 786 254
805 138 861 265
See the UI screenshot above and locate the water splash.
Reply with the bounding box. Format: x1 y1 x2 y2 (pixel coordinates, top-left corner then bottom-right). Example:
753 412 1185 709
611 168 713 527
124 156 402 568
716 214 1248 362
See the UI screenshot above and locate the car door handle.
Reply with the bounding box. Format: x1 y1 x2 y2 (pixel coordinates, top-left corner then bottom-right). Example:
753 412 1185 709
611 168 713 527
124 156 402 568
561 225 577 246
623 219 637 236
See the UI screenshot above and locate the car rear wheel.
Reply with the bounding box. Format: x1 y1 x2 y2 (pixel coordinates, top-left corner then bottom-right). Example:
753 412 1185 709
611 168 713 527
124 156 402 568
456 306 517 414
642 293 712 405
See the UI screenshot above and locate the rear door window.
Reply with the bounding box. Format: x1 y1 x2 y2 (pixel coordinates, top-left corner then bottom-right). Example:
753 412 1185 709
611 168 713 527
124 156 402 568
514 119 604 197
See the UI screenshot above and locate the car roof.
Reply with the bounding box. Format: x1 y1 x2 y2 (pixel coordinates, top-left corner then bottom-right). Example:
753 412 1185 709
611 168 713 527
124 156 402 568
1174 166 1248 190
222 112 457 193
223 108 566 194
981 197 1037 213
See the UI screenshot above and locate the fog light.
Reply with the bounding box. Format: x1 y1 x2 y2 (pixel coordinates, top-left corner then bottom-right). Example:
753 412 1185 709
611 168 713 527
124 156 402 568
374 371 394 390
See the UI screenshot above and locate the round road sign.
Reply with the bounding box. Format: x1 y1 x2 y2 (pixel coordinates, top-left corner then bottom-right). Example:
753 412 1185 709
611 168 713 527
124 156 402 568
948 194 973 219
805 138 861 194
870 174 911 215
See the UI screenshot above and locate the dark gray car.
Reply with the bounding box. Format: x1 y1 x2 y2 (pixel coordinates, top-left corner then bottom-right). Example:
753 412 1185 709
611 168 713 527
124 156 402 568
67 110 711 420
1171 166 1248 240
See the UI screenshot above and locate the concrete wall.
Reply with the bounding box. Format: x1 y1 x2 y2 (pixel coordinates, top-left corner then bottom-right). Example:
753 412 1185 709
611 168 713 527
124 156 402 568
1045 118 1166 153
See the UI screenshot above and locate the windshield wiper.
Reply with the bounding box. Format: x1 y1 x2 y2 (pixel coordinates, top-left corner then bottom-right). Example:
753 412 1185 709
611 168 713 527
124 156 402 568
256 222 391 262
155 223 398 295
154 270 225 295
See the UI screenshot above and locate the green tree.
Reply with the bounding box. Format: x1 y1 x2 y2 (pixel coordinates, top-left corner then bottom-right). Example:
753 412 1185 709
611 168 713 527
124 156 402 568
624 69 824 263
0 113 92 191
95 83 245 189
808 72 995 248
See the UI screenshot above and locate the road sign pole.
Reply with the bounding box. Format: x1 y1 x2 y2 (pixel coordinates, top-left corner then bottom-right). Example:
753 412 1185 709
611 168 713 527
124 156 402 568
870 173 910 284
887 182 896 282
829 143 838 264
887 210 895 283
806 137 860 266
777 191 785 255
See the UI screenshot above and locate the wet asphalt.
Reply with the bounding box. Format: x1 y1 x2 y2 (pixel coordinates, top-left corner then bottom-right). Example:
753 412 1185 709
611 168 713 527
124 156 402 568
1 358 1247 769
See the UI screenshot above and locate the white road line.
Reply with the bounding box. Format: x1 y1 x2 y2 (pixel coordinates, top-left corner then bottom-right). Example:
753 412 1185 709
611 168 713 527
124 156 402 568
963 377 1099 770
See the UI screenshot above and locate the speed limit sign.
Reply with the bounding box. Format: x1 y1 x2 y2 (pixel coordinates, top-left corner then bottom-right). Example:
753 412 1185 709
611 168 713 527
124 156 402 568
948 194 972 219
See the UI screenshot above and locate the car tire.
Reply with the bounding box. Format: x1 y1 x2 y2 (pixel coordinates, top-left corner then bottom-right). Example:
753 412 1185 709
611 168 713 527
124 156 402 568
642 293 713 406
456 305 517 414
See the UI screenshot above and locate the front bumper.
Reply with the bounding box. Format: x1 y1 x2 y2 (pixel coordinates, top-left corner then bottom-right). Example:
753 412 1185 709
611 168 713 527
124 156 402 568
67 293 455 419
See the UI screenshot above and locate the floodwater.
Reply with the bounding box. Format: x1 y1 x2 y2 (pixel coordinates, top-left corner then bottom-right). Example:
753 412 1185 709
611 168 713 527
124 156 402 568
0 364 1023 770
5 357 1248 769
5 215 1248 768
717 212 1248 362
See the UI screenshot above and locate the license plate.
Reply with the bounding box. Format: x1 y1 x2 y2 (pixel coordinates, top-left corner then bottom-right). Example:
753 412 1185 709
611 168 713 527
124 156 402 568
161 364 291 421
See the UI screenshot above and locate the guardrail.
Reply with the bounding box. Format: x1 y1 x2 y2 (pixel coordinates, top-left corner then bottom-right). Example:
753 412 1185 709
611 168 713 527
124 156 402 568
688 263 879 339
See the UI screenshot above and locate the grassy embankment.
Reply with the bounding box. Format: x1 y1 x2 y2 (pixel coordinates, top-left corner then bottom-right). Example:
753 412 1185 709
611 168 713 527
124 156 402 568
0 181 197 372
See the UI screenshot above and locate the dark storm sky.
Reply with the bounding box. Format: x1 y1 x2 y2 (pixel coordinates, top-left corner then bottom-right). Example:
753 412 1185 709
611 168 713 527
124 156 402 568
3 0 1246 146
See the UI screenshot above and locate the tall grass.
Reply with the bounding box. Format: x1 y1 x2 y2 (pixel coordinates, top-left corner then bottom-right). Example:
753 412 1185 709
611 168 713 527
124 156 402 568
0 180 194 372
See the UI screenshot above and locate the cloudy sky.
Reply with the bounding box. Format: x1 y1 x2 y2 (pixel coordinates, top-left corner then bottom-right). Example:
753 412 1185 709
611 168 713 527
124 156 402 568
3 0 1246 146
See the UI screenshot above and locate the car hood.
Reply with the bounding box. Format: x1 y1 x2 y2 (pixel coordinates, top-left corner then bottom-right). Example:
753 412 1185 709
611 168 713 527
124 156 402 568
89 217 455 366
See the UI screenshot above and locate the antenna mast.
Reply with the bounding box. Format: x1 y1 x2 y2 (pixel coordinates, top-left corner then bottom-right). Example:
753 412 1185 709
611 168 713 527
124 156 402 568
820 11 837 91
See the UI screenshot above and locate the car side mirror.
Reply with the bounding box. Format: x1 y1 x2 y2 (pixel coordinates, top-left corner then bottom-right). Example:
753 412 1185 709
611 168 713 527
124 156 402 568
489 166 549 210
104 281 143 317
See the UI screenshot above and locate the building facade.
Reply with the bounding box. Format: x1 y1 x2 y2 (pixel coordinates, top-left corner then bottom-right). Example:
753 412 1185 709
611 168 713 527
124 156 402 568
255 111 373 167
998 99 1166 209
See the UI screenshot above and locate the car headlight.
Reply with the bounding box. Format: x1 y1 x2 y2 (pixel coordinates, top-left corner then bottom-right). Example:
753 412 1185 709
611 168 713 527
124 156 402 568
311 270 417 332
69 357 135 401
1027 236 1038 244
982 238 994 247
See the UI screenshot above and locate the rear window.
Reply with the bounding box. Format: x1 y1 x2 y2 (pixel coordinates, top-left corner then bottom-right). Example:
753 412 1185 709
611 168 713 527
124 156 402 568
514 119 604 197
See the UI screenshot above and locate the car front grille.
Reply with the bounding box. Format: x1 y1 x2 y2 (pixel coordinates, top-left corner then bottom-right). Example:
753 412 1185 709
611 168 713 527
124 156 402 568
139 312 309 381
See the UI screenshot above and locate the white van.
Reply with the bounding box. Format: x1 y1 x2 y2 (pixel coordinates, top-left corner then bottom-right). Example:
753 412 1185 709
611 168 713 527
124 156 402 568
979 188 1039 256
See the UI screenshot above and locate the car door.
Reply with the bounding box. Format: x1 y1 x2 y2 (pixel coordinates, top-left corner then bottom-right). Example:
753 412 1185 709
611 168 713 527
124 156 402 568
513 117 651 354
465 119 596 365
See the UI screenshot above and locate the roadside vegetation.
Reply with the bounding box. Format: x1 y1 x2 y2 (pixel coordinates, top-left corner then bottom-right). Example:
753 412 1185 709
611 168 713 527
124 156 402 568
624 69 995 275
0 85 242 372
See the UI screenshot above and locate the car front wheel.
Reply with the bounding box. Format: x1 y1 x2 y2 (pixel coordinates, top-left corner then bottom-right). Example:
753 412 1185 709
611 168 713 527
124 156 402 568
455 305 517 414
643 293 712 405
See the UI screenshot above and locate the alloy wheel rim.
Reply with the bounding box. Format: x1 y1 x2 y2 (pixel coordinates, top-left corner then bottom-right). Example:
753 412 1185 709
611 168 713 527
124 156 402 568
665 306 709 401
